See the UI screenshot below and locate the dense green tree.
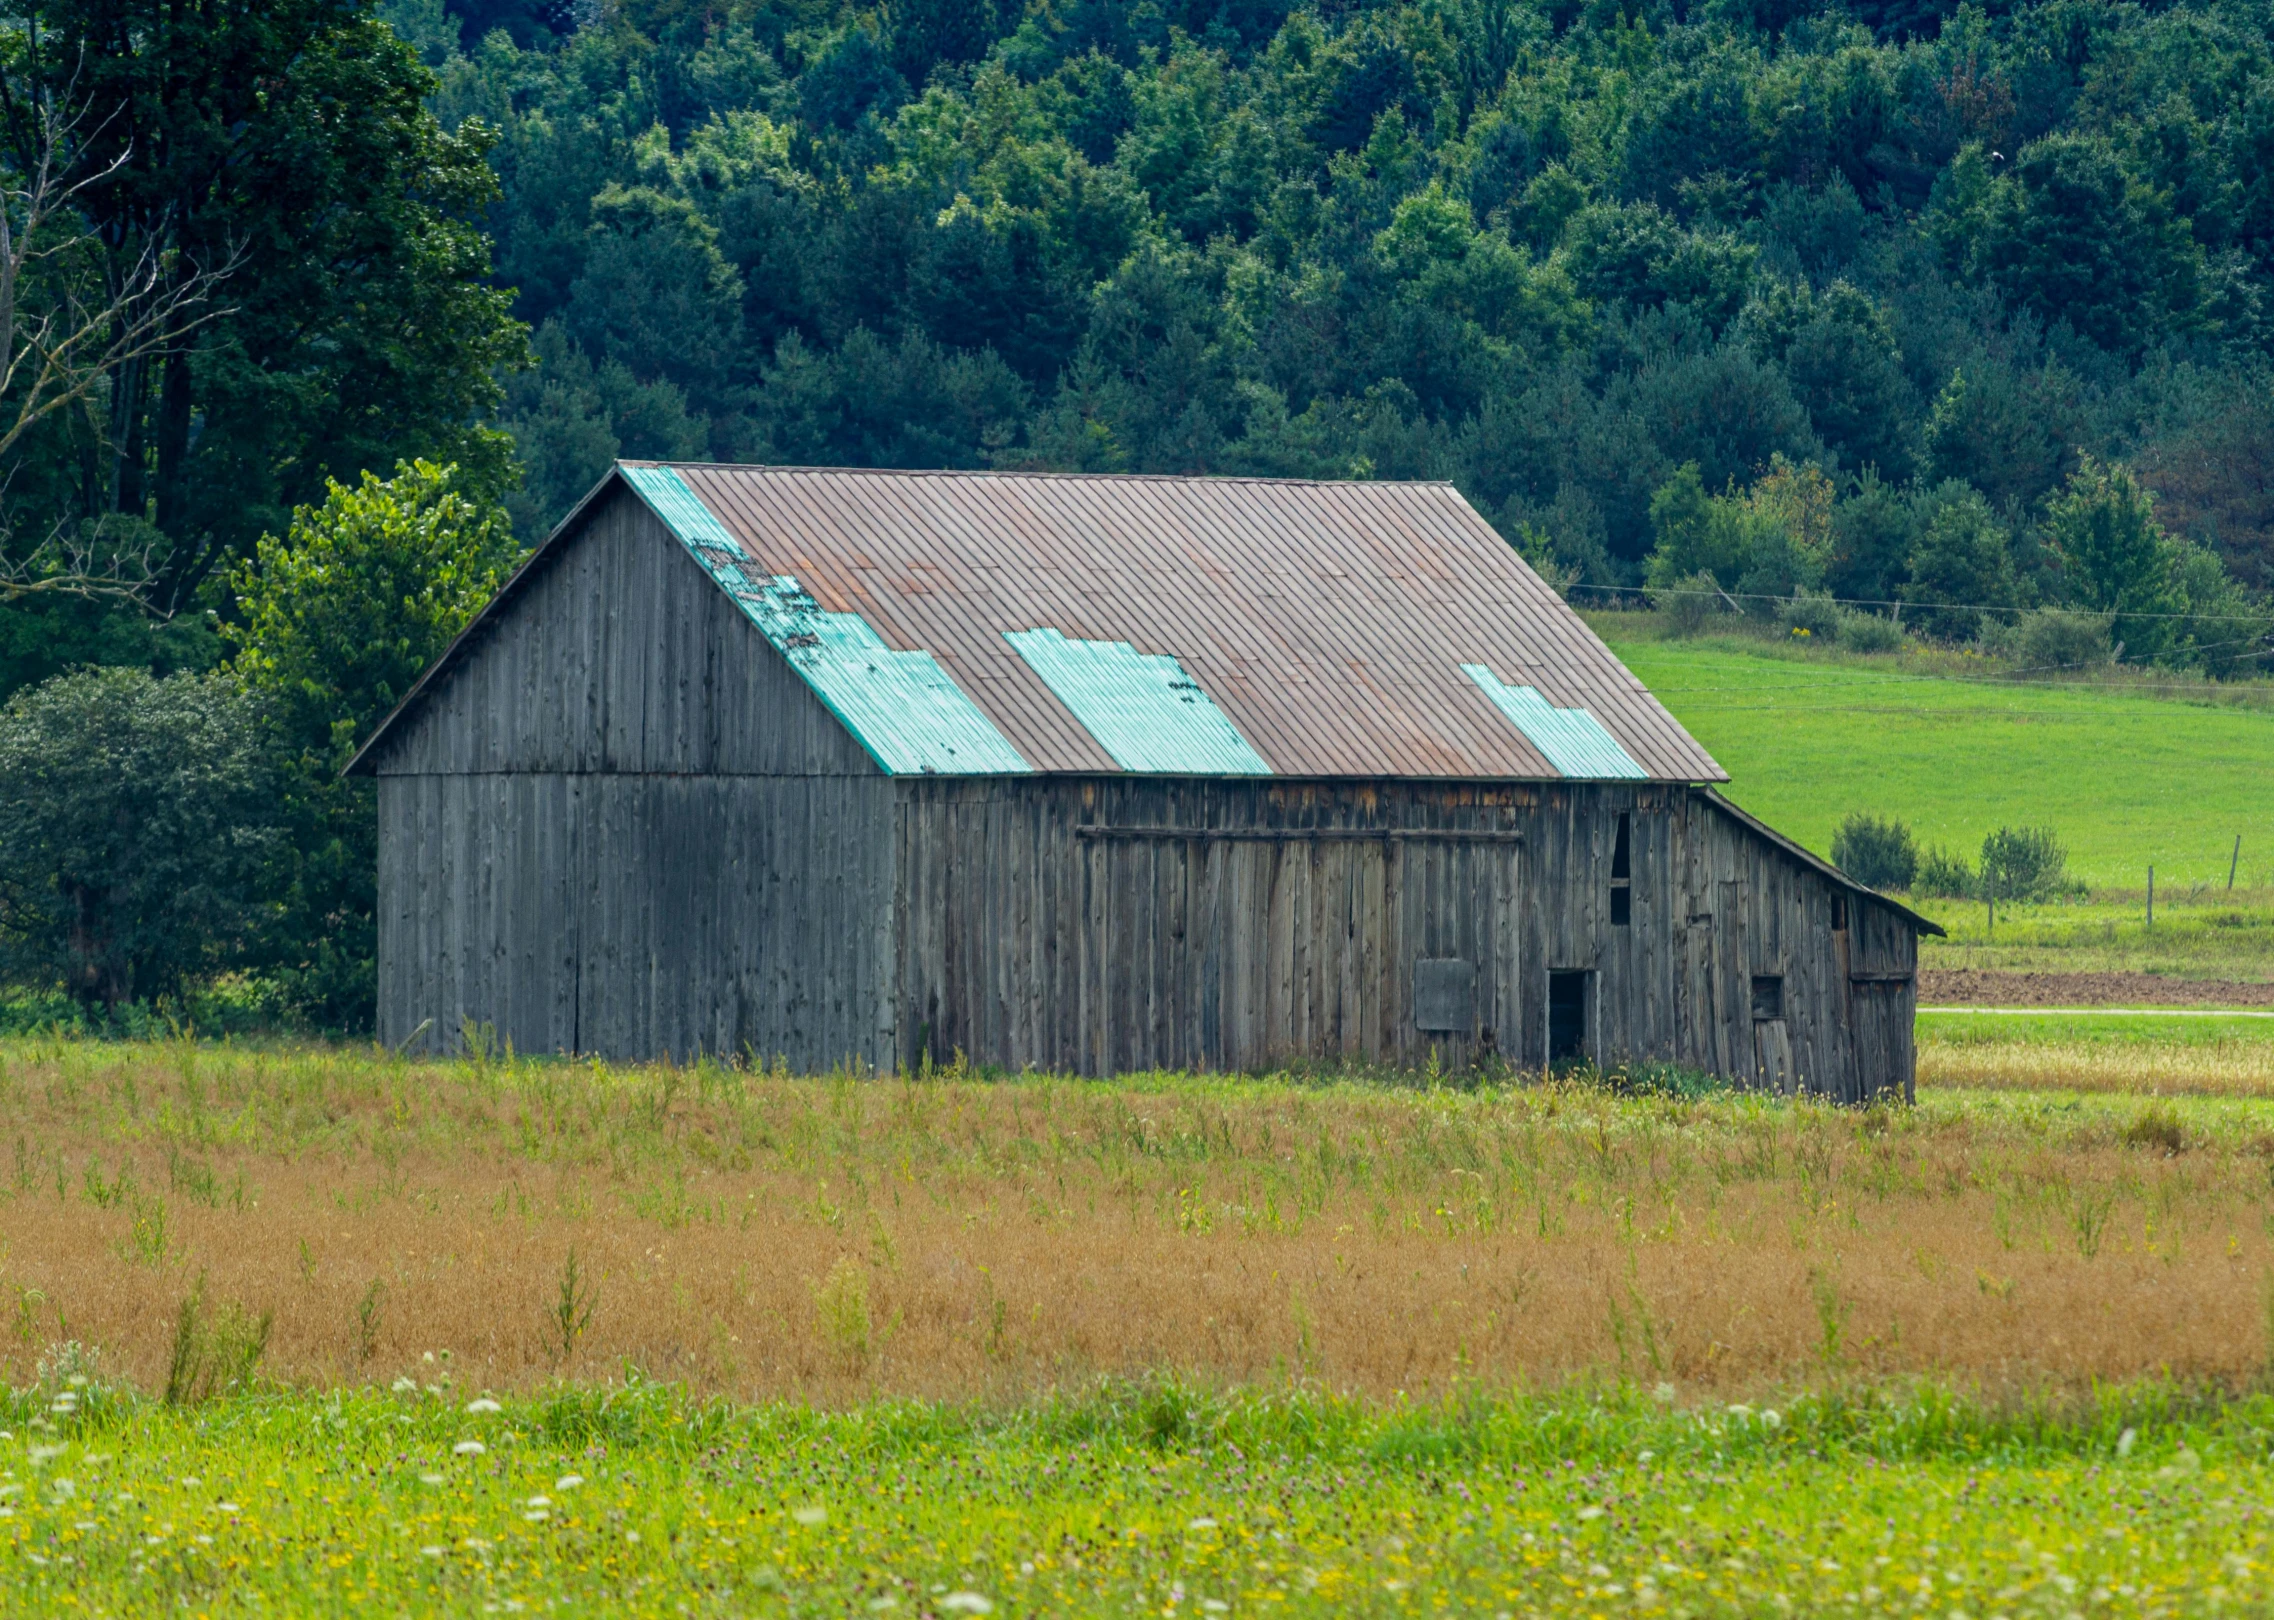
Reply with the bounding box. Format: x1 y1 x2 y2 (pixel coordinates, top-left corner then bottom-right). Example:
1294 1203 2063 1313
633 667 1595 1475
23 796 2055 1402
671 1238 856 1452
0 669 281 1009
2041 457 2183 661
1901 483 2020 641
4 0 527 615
226 461 520 1022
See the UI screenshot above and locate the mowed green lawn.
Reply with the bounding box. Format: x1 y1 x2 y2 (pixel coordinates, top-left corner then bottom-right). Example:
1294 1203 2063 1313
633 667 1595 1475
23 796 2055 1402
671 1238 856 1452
1597 626 2274 888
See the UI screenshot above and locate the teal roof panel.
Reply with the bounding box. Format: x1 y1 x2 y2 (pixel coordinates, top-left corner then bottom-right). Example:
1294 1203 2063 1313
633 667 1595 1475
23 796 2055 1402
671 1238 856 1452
625 466 1030 776
1464 665 1647 780
1007 628 1271 775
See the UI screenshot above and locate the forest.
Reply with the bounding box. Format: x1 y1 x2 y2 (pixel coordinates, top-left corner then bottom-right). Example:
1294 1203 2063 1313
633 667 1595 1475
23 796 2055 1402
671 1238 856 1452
4 0 2274 1023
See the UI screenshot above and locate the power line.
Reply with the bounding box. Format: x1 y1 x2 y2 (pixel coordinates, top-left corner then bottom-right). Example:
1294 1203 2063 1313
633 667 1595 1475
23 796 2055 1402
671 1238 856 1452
1569 581 2274 624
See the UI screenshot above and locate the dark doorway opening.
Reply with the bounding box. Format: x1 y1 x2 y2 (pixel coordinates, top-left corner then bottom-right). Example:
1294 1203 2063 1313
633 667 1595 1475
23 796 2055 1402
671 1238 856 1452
1548 970 1589 1064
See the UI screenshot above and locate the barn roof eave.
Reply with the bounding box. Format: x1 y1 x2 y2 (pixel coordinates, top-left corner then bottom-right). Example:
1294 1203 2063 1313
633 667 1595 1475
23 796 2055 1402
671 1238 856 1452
1700 787 1947 938
341 465 633 778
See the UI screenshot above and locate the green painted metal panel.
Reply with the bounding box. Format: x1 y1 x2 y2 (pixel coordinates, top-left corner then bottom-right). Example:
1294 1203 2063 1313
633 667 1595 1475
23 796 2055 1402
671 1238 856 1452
1007 628 1270 775
1464 665 1646 780
624 466 1030 776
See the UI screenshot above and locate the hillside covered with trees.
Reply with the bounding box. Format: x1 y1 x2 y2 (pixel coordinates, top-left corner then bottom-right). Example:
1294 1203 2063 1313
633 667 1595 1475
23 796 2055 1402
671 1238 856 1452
426 0 2274 644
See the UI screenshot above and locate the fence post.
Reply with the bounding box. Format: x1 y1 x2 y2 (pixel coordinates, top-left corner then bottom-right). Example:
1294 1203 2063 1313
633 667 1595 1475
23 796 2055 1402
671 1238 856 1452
2231 835 2242 891
2147 865 2154 928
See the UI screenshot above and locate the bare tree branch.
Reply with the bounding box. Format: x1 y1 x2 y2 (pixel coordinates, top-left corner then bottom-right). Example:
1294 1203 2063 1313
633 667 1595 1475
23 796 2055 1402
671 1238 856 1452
0 54 239 609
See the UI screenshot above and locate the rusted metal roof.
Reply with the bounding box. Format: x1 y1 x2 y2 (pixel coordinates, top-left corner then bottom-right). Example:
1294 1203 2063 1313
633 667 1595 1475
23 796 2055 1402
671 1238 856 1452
667 463 1724 781
348 463 1729 782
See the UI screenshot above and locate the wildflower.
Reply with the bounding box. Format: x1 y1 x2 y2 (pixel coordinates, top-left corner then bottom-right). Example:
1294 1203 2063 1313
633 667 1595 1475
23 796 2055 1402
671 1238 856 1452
462 1537 492 1552
523 1508 550 1522
1761 1409 1783 1430
466 1398 502 1415
1578 1506 1605 1521
178 1477 200 1487
792 1505 827 1526
454 1441 486 1457
940 1595 992 1615
1187 1517 1218 1532
391 1378 417 1394
525 1496 551 1510
419 1473 445 1486
554 1475 583 1491
420 1546 445 1559
1653 1382 1676 1405
1202 1603 1230 1614
2116 1429 2137 1457
215 1502 240 1514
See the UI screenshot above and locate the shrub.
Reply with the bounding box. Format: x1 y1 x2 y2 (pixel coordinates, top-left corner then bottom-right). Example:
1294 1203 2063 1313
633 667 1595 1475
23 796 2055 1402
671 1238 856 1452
0 669 283 1010
2014 607 2113 675
2121 1103 2185 1155
1980 825 2070 901
1656 570 1728 636
1832 812 1918 891
1915 845 1977 898
1837 609 1907 653
1782 588 1842 641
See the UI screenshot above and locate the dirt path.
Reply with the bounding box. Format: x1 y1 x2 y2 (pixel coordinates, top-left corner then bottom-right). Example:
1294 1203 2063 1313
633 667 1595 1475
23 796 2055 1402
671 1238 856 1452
1920 967 2274 1008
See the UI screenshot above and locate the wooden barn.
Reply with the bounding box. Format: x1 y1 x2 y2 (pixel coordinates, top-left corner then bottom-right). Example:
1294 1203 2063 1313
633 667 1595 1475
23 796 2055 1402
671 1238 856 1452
348 464 1941 1100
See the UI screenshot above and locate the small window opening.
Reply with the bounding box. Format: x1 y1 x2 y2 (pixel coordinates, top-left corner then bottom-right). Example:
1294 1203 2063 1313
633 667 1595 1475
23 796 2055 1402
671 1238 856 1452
1610 812 1632 925
1548 971 1590 1064
1751 974 1785 1022
1831 893 1848 933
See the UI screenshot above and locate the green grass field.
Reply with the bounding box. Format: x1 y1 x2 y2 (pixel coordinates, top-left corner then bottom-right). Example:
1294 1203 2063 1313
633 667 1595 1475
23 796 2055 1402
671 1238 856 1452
7 1377 2271 1617
1594 618 2274 889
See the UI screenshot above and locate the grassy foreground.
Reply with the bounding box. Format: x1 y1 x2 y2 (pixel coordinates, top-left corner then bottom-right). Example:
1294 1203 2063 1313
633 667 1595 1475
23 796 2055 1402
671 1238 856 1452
5 1377 2272 1617
1596 622 2274 890
10 1038 2274 1614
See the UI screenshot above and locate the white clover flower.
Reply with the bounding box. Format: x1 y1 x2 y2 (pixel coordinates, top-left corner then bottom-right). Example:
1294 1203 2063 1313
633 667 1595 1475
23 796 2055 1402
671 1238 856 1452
453 1441 485 1457
940 1595 992 1615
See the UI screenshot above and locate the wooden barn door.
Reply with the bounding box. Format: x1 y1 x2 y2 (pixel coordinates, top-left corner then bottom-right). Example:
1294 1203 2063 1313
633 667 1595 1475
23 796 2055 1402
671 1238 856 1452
1395 834 1522 1067
1075 829 1520 1075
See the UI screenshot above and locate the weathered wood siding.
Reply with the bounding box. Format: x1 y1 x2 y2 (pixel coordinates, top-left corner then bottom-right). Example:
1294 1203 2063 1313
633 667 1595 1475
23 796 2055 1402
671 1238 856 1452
897 779 1526 1074
371 489 897 1067
895 779 1915 1095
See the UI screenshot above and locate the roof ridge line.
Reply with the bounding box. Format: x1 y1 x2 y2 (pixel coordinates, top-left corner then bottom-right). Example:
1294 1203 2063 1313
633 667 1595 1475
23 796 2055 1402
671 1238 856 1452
637 460 1459 489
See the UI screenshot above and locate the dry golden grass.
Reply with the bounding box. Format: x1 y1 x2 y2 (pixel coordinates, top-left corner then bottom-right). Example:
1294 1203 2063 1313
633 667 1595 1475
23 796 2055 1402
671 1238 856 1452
3 1037 2270 1404
1921 1033 2274 1096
